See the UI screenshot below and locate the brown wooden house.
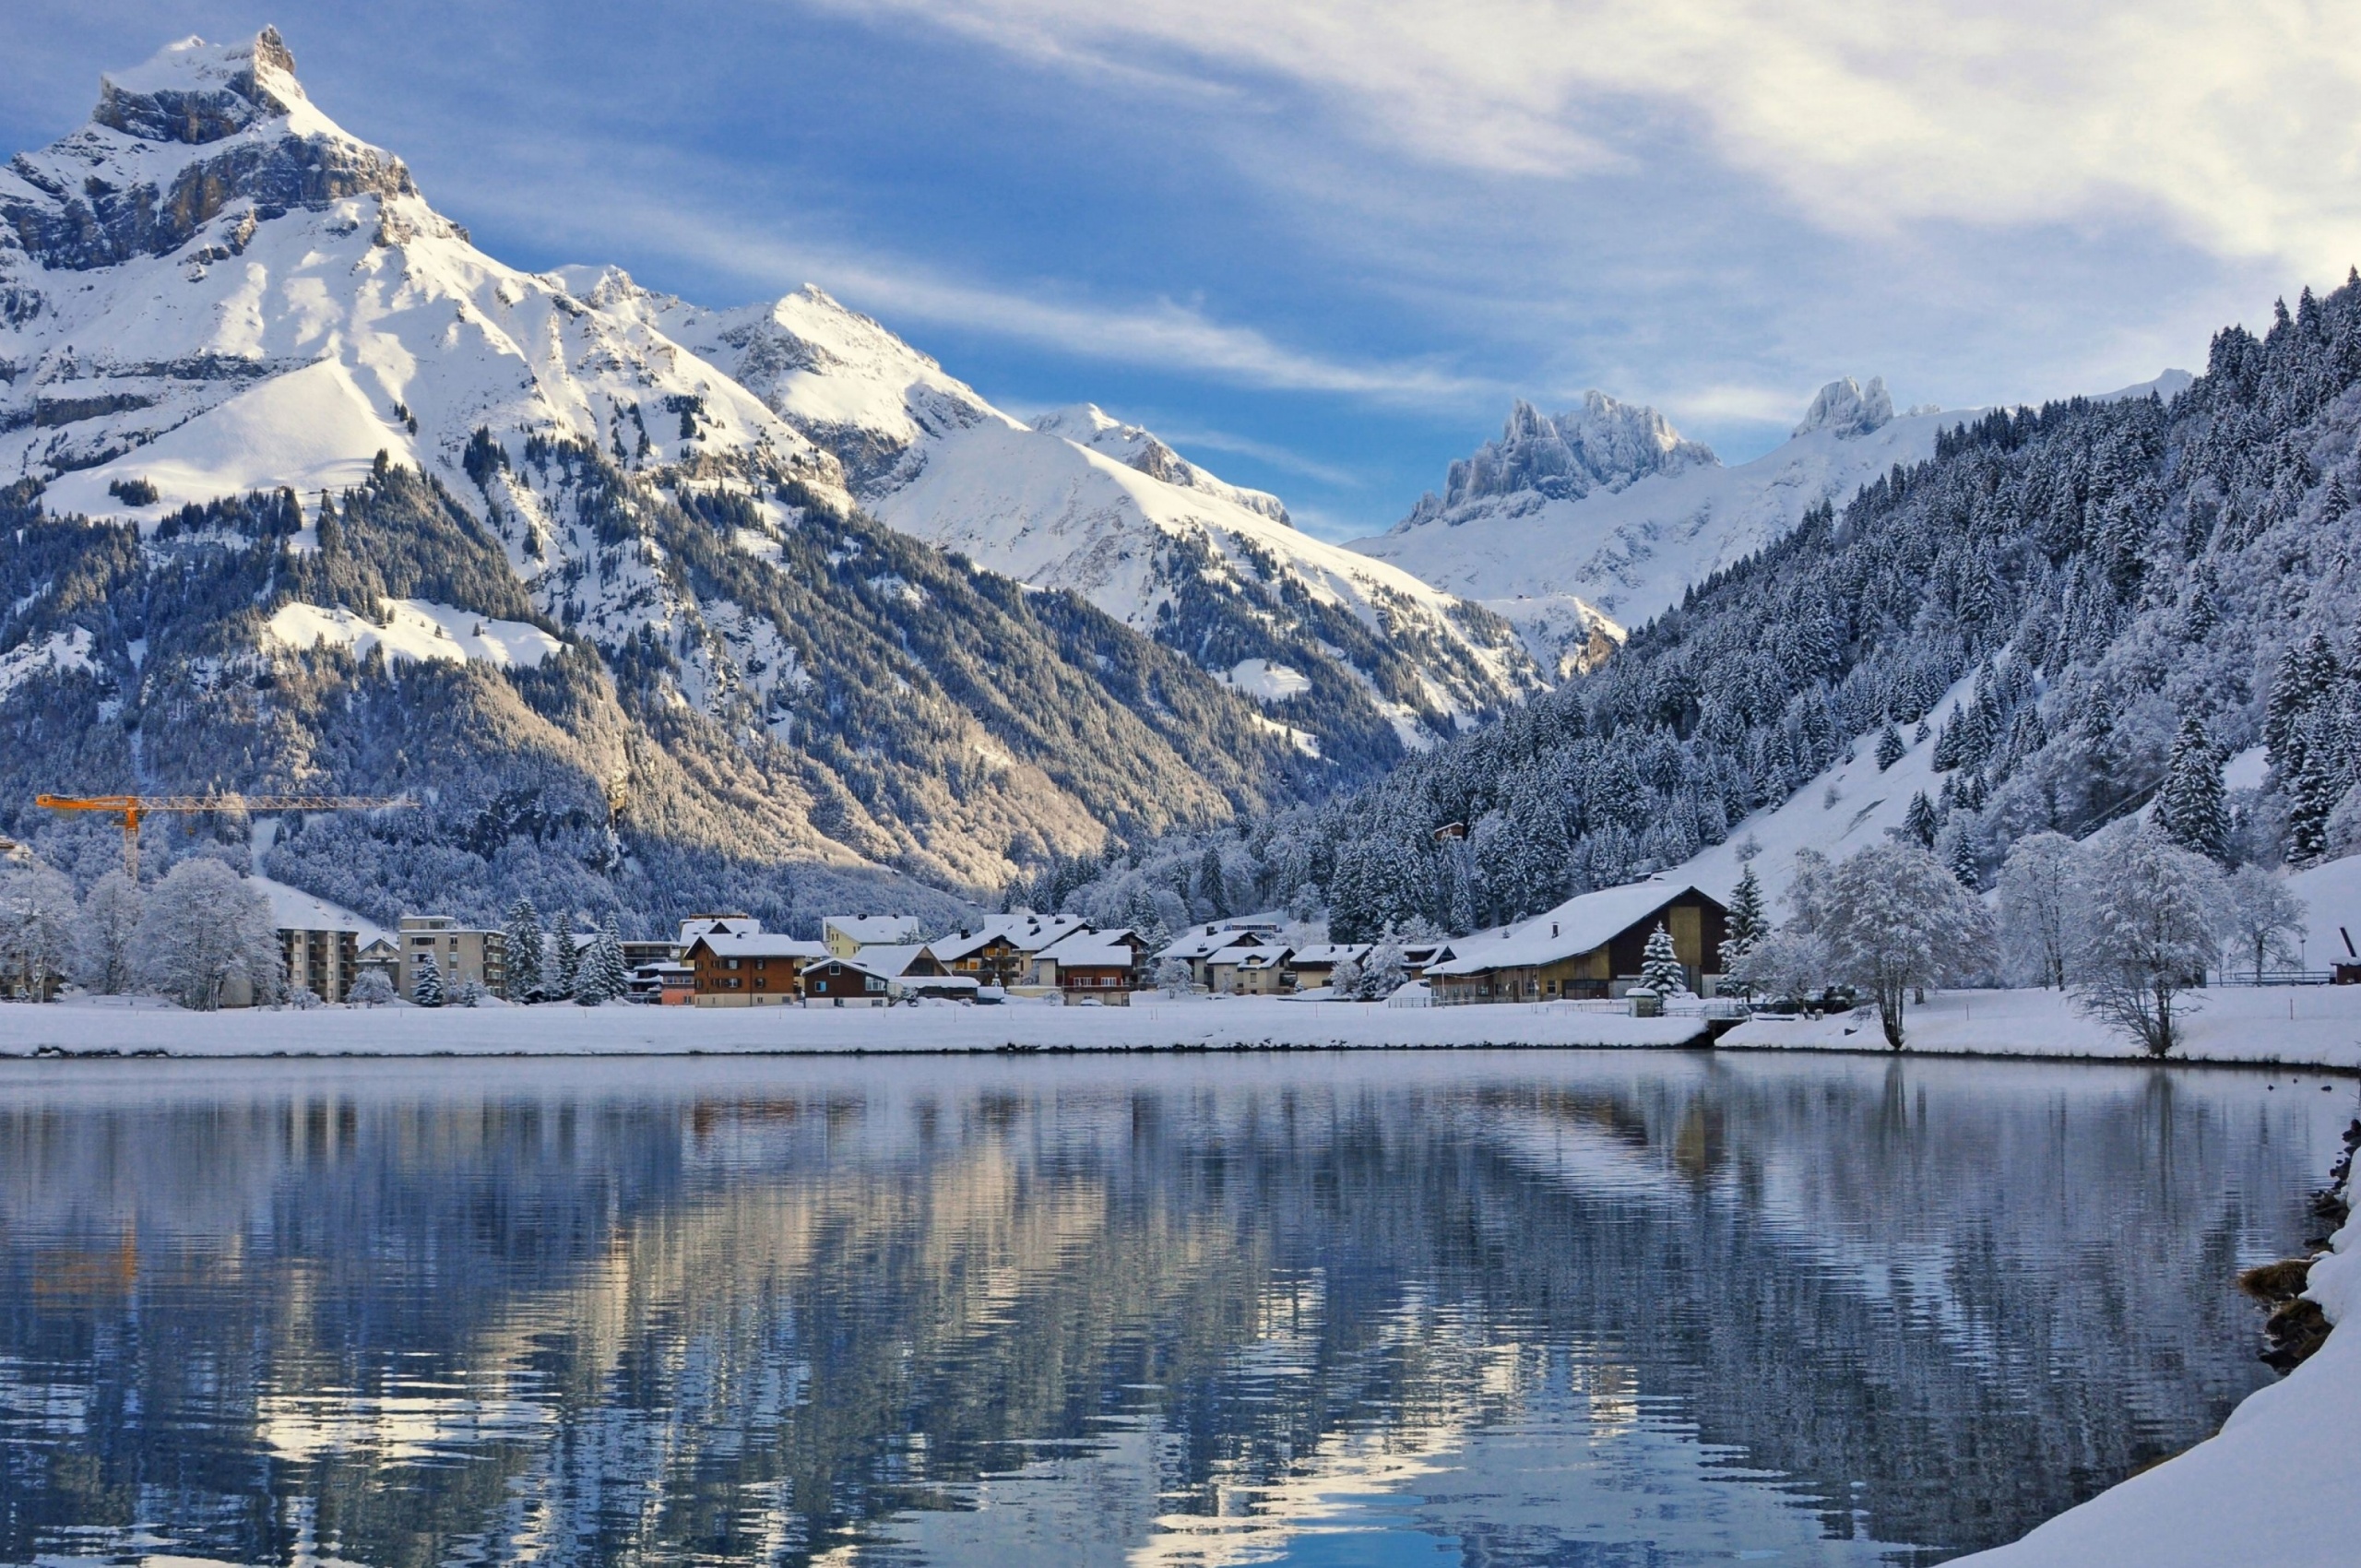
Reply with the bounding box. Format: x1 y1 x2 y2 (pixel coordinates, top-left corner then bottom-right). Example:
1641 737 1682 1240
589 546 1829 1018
1426 879 1728 1004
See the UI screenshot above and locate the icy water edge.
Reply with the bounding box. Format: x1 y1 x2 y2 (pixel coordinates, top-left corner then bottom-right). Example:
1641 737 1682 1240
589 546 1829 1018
0 1051 2350 1567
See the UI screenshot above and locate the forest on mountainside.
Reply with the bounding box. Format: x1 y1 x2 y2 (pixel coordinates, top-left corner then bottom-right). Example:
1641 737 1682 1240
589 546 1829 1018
1038 274 2361 944
0 437 1321 934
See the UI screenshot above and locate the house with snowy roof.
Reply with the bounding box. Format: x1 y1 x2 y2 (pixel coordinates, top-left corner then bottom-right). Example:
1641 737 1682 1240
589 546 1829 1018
1155 920 1285 989
1029 928 1148 1003
683 930 828 1006
931 912 1090 988
823 914 925 957
1424 877 1727 1004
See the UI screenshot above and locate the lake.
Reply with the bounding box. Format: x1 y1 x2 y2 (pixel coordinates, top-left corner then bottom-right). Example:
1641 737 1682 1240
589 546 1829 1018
0 1051 2349 1566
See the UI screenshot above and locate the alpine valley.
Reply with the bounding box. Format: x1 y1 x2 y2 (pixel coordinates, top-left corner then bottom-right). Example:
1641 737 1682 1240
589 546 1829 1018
0 30 1541 930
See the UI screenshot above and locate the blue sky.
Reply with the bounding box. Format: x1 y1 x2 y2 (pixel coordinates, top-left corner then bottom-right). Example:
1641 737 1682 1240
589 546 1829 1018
7 1 2353 539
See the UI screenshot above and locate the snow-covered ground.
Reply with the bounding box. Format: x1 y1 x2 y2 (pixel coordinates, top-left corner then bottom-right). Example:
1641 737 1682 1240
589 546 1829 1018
263 598 562 669
1721 985 2361 1070
0 996 1705 1057
1951 1210 2360 1568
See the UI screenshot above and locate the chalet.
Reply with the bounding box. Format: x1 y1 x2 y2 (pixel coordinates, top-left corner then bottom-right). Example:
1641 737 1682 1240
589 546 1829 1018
823 914 924 958
1155 920 1283 989
1209 944 1293 995
932 912 1088 989
685 932 828 1005
1425 878 1727 1004
680 912 762 946
1286 943 1370 992
1031 929 1145 1003
803 944 978 1004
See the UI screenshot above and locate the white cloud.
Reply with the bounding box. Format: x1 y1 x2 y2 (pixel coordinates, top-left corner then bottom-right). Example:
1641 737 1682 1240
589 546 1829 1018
814 0 2361 277
457 173 1504 406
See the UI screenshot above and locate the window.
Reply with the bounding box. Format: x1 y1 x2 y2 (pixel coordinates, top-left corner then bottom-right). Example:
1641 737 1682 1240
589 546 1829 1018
727 957 741 969
865 977 884 992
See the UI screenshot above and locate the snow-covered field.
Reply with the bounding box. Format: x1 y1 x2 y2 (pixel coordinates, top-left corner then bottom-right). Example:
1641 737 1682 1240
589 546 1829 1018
0 996 1706 1057
1721 984 2361 1070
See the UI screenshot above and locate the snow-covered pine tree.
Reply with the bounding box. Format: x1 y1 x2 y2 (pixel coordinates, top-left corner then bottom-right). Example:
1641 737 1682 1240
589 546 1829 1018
1904 791 1940 849
1639 923 1686 996
504 897 544 1001
552 926 581 999
1876 723 1906 771
413 951 445 1007
2154 716 2230 862
1719 864 1767 975
1944 828 1982 890
593 921 632 1002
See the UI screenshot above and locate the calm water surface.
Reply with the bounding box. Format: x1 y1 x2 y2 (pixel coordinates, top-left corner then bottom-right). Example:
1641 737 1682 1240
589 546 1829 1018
0 1051 2349 1567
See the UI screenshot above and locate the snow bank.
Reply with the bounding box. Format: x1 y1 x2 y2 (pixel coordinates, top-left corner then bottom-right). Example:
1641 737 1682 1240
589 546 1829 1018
1720 986 2361 1071
0 626 95 699
1951 1210 2361 1568
265 599 560 669
0 996 1707 1058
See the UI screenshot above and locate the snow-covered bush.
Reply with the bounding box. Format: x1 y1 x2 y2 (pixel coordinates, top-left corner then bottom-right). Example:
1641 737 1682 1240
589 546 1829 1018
1815 841 1996 1048
1999 832 2078 989
74 870 142 995
0 862 77 1001
1732 929 1832 1006
1154 956 1195 997
2071 826 2229 1057
350 969 397 1007
134 859 282 1011
2220 864 2306 984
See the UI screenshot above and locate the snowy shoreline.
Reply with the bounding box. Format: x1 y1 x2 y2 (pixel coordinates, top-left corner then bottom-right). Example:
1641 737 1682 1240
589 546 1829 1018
5 985 2361 1069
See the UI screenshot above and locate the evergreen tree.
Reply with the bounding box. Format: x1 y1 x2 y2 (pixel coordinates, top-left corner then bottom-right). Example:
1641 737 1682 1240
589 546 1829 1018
1944 827 1982 890
1719 864 1768 975
552 927 581 999
1639 923 1686 996
412 951 445 1007
1904 791 1940 849
1876 722 1906 771
597 920 633 999
2154 716 2230 861
504 897 545 1001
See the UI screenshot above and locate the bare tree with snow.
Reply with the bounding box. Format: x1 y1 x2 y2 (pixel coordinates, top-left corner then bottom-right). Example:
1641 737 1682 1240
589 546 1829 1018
1999 832 2078 989
2072 826 2229 1057
2221 864 2307 984
135 859 283 1010
74 869 142 995
1817 841 1997 1049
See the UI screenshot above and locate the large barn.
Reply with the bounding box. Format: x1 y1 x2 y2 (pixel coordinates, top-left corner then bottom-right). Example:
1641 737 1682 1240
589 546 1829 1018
1424 878 1728 1004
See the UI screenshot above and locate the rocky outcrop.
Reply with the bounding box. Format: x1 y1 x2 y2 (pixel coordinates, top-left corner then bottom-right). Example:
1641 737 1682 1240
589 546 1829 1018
1792 375 1895 439
1402 392 1716 528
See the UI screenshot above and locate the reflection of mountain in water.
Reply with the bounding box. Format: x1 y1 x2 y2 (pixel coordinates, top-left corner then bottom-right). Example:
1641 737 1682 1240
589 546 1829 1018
0 1056 2336 1566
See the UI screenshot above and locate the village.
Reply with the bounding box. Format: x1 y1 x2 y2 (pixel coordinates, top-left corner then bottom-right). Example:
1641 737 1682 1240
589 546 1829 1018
268 875 1735 1014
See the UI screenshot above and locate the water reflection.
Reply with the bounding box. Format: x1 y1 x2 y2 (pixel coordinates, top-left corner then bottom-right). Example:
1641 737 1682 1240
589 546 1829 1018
0 1052 2345 1566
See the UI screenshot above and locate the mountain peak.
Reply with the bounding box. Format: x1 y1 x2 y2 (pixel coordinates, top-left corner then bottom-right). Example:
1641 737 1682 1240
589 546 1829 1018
1792 375 1894 439
94 28 307 145
1426 391 1716 516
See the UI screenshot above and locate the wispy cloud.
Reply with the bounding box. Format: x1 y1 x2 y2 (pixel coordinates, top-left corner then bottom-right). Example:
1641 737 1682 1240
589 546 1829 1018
1141 422 1369 488
819 0 2361 279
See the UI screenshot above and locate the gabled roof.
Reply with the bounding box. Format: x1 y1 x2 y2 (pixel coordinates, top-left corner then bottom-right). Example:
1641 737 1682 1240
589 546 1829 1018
1157 925 1271 961
1288 943 1370 967
1425 878 1720 977
1231 946 1294 970
844 942 935 978
931 913 1089 962
684 932 828 961
680 913 761 944
1036 929 1141 970
824 914 924 945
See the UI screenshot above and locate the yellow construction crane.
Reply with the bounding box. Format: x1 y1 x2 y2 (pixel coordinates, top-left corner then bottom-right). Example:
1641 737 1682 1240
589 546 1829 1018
34 793 418 878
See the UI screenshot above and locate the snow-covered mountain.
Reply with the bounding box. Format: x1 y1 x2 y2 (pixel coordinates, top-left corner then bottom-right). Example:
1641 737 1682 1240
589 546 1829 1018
0 30 1394 923
1352 379 1966 673
623 278 1542 757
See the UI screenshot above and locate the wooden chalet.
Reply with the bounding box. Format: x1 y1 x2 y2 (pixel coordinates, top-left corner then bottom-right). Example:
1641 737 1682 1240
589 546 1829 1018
684 932 827 1005
1425 878 1727 1004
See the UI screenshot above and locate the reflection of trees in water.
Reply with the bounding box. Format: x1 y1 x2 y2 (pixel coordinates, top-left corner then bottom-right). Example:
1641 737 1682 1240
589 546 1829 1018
0 1060 2328 1566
